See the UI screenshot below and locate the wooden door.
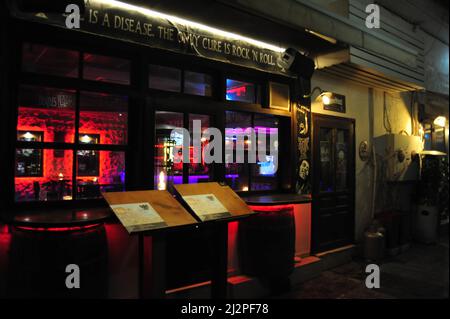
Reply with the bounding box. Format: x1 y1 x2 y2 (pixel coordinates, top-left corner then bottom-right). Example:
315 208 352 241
312 114 355 253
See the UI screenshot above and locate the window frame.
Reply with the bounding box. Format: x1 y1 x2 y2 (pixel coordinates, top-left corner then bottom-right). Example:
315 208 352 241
6 21 296 212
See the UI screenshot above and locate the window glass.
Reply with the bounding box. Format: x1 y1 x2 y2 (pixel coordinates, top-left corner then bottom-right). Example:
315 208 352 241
15 149 73 202
149 65 181 92
226 79 258 104
225 111 252 191
336 129 348 191
22 43 79 77
319 127 333 192
83 53 130 85
154 111 184 189
17 85 76 143
76 151 125 199
79 91 128 145
184 71 213 96
251 114 279 191
189 114 212 183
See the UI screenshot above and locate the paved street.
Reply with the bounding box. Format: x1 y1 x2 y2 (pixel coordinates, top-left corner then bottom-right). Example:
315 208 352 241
278 227 449 299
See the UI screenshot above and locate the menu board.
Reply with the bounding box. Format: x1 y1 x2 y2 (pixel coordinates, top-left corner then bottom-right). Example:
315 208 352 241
182 194 231 221
174 182 254 222
102 190 198 234
110 202 167 233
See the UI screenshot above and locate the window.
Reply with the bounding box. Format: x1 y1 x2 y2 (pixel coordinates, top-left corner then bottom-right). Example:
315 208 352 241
77 135 100 177
225 111 280 192
226 79 259 104
189 114 212 183
147 65 213 97
154 111 184 189
22 43 79 78
79 91 128 145
154 111 213 190
15 149 73 202
15 86 128 202
15 148 43 177
17 85 76 143
225 111 251 191
251 114 279 191
184 71 213 96
16 43 130 202
76 151 126 199
83 53 130 85
149 65 181 92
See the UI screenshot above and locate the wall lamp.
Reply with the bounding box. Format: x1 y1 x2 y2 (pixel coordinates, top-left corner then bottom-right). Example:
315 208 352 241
433 116 447 127
303 86 332 105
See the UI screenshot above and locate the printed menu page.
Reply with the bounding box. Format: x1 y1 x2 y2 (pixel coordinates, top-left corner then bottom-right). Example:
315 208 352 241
110 202 167 233
182 194 231 221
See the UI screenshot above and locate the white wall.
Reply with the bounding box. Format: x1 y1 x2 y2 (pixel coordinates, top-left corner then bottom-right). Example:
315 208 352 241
311 71 418 242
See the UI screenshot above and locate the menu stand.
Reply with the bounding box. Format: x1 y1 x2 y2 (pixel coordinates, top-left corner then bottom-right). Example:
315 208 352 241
104 183 255 299
103 190 198 299
173 182 256 299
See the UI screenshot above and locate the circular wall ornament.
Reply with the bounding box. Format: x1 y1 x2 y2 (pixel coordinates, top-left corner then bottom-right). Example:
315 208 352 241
359 140 370 161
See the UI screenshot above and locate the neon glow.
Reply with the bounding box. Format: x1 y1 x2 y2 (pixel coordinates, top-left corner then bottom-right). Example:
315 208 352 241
96 0 285 53
15 223 102 232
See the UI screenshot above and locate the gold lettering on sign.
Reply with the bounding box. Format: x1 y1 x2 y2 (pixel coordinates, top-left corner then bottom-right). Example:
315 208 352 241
88 9 98 24
202 38 223 53
231 45 250 59
158 26 175 41
82 7 280 70
102 13 110 27
177 32 200 48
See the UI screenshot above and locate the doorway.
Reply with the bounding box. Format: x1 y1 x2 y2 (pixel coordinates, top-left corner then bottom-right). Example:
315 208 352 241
311 114 355 253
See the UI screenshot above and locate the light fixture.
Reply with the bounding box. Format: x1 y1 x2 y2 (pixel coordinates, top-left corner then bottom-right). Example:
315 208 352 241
157 171 167 190
242 186 249 191
96 0 285 52
433 116 446 127
303 86 333 105
23 132 35 140
80 134 92 143
321 94 331 105
58 173 64 181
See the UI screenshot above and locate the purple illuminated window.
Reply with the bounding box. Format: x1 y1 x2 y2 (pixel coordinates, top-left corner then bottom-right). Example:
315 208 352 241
225 112 279 191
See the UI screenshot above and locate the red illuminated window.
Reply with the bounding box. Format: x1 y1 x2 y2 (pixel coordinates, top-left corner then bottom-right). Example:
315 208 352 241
17 85 76 143
16 43 129 202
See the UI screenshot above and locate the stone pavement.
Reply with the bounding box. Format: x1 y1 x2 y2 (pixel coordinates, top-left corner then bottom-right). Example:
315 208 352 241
277 227 449 299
